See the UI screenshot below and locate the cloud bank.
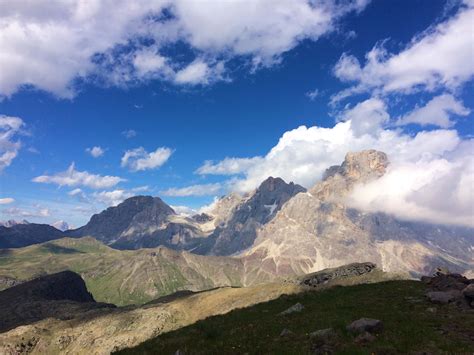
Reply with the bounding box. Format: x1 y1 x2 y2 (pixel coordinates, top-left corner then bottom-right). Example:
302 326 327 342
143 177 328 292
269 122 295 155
121 147 173 172
0 0 370 98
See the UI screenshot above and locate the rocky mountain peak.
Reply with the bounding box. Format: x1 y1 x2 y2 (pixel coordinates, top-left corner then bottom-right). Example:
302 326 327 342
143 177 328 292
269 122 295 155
312 150 388 201
341 150 388 181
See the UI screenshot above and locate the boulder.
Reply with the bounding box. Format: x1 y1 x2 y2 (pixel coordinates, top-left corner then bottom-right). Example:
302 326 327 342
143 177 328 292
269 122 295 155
347 318 383 334
280 328 294 337
462 284 474 300
426 290 461 304
279 302 304 315
300 262 376 287
354 331 376 344
309 328 336 341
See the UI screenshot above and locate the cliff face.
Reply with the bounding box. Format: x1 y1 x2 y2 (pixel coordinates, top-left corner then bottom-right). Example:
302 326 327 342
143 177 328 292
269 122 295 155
241 150 473 283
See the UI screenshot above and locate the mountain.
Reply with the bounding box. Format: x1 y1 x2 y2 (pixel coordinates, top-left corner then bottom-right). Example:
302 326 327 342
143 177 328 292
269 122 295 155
65 178 304 255
0 237 245 306
0 220 29 228
205 177 306 255
240 150 474 283
51 220 69 231
0 223 65 248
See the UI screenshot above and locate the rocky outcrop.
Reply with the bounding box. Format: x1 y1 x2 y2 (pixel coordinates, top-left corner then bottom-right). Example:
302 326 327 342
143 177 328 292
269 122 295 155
0 271 114 333
299 263 376 287
422 271 473 308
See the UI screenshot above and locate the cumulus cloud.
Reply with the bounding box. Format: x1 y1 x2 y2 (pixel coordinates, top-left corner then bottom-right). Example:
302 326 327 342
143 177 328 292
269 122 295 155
305 89 321 101
0 115 24 172
338 97 389 137
161 183 223 197
91 189 133 206
195 98 473 226
197 157 264 175
0 198 14 204
332 2 474 103
396 94 470 128
121 146 173 172
86 146 105 158
33 163 125 189
0 0 369 98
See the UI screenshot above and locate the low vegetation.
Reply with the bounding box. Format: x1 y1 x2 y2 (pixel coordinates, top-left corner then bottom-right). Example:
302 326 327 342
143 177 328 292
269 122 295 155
118 280 474 354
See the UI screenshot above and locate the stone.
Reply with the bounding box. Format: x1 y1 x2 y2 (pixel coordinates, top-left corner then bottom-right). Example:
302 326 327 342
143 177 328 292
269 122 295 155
300 263 376 287
310 328 336 339
280 328 294 337
426 307 437 313
347 318 383 334
426 290 461 304
279 302 304 315
462 284 474 300
354 331 376 344
420 276 432 284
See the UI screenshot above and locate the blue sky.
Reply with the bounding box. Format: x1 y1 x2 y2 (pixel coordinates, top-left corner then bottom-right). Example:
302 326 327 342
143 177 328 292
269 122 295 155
0 0 473 228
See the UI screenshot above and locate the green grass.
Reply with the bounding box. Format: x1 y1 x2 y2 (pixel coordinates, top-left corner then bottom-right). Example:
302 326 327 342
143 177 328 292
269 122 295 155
117 281 474 354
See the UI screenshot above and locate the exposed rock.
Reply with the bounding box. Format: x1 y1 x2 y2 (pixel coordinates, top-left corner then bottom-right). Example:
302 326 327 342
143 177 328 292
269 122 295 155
426 290 461 304
209 177 305 255
300 263 376 287
462 284 474 300
309 328 336 341
191 213 214 223
354 331 376 344
279 302 304 315
279 328 294 337
241 151 474 282
0 275 22 290
347 318 383 334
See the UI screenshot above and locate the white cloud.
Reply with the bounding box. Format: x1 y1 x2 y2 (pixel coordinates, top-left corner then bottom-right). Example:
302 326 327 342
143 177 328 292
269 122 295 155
92 189 133 206
194 98 473 226
121 146 173 172
161 183 223 197
122 129 137 139
396 94 470 128
0 0 369 98
0 198 14 205
174 60 225 85
33 163 125 189
3 206 50 218
196 157 264 175
332 2 474 102
0 115 24 172
86 146 105 158
338 97 389 137
171 205 197 216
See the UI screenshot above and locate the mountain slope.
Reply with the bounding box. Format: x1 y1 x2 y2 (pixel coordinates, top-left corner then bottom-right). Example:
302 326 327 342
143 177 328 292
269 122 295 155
206 177 306 255
0 223 65 248
241 150 474 283
0 237 245 306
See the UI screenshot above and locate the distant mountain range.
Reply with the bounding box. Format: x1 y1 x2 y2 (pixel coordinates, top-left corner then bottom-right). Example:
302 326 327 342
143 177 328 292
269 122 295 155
1 150 473 279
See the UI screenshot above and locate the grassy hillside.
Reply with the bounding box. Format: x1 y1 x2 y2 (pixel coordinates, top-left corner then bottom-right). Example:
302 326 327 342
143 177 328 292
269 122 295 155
118 280 474 354
0 237 244 306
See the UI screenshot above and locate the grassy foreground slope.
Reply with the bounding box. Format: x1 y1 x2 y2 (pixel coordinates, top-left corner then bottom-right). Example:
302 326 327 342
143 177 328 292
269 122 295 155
0 237 244 305
119 281 474 354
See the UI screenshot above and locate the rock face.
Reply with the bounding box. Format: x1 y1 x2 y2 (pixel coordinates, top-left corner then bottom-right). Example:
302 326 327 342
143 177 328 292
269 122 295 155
241 150 474 282
207 177 306 255
0 223 65 248
299 263 376 287
0 271 113 333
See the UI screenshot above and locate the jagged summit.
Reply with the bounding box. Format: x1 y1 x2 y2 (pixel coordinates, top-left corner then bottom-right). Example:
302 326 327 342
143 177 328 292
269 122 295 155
323 150 388 182
208 177 306 255
312 150 389 201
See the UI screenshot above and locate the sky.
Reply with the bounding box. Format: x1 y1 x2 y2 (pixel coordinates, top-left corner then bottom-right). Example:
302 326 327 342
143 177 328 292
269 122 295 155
0 0 473 228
